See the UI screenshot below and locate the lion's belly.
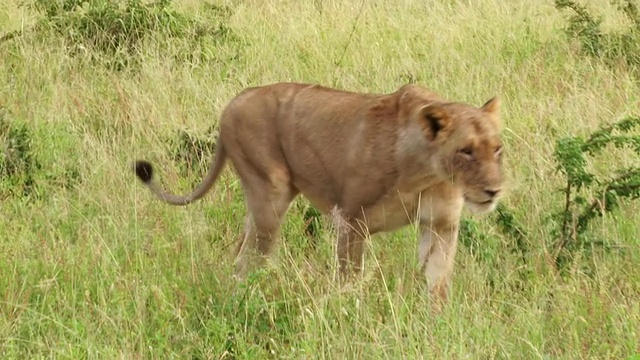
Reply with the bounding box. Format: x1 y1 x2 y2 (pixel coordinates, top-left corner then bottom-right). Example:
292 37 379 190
296 183 421 233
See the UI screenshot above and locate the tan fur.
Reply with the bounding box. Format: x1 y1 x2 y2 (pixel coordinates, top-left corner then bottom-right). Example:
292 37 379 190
134 82 504 306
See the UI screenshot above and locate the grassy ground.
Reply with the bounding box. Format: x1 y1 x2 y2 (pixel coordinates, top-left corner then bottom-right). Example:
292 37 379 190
1 0 639 358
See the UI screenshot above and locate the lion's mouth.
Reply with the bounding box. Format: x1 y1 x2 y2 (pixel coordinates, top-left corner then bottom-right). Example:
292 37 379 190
464 196 493 206
463 195 497 214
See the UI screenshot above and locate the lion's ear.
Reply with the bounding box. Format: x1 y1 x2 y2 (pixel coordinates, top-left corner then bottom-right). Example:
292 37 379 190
481 96 500 127
421 104 450 140
481 96 500 113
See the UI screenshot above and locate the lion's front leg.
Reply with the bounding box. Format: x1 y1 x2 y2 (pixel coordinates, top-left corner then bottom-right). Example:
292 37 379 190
332 205 369 278
418 220 460 306
336 220 368 277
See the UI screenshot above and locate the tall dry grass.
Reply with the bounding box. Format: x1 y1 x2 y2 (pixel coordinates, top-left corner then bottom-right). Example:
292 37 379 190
1 0 638 358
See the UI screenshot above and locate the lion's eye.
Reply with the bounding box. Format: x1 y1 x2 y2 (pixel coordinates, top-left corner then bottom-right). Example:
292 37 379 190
459 147 474 158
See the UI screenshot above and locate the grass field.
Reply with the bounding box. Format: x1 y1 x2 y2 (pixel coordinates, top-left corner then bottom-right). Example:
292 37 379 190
1 0 639 358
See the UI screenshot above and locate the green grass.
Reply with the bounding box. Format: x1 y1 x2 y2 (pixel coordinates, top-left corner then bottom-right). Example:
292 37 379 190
1 0 639 358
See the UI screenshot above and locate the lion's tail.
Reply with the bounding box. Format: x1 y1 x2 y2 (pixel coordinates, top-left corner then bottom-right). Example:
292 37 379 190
134 134 227 206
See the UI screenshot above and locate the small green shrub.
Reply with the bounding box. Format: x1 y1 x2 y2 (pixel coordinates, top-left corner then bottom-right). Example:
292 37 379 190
0 109 81 200
552 116 640 271
494 116 639 274
0 110 40 198
302 205 323 240
494 203 530 262
459 218 495 264
169 127 217 180
555 0 640 76
14 0 241 70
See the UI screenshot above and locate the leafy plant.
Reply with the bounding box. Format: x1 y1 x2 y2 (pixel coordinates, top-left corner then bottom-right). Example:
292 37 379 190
169 127 217 180
459 218 495 263
0 110 82 199
493 203 530 263
551 116 640 271
555 0 640 76
12 0 240 70
0 110 40 198
467 115 639 275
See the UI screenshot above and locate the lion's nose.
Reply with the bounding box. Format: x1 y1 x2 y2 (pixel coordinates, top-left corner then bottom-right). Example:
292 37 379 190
484 189 500 198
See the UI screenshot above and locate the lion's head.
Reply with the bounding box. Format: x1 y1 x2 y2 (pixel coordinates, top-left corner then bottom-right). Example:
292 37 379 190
400 86 504 213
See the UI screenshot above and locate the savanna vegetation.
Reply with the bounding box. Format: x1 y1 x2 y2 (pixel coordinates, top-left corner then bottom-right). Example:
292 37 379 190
1 0 639 358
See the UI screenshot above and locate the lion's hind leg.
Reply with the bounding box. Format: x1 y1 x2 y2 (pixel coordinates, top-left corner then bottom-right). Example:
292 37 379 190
232 165 297 279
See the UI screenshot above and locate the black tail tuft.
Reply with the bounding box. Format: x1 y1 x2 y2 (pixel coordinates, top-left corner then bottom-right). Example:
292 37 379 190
135 160 154 183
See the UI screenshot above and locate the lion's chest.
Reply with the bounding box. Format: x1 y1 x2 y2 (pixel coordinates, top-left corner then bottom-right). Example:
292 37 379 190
363 191 421 233
362 177 460 234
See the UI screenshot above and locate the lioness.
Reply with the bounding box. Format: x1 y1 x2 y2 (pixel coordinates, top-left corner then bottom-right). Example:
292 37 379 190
134 82 503 304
